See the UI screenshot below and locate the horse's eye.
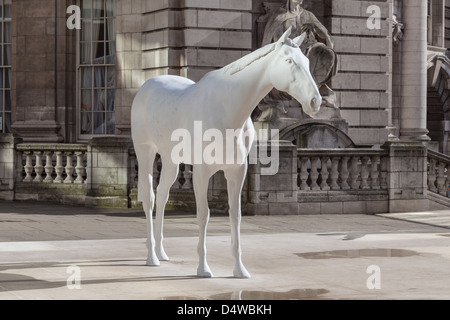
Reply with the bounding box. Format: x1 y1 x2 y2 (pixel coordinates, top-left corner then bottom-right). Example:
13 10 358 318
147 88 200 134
286 59 293 64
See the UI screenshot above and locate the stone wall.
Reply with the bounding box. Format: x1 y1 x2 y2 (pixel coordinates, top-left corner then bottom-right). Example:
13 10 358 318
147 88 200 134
325 0 391 146
142 0 253 82
115 0 145 136
11 0 77 143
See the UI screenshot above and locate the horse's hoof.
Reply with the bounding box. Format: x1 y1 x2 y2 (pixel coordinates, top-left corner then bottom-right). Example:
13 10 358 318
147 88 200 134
197 267 214 278
234 267 251 279
156 249 170 261
146 254 160 266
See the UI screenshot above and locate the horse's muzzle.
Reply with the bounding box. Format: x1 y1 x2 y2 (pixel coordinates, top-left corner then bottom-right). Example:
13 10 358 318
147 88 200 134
310 97 322 114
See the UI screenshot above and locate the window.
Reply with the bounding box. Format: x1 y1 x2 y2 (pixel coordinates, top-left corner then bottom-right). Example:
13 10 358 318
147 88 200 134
0 0 11 134
79 0 116 137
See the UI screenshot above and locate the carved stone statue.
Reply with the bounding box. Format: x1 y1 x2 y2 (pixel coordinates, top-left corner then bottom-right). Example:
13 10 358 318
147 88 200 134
255 0 339 124
261 0 334 49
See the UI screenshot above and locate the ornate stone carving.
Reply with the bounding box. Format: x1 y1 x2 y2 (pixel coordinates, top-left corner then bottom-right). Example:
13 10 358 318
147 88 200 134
392 14 404 46
254 0 342 140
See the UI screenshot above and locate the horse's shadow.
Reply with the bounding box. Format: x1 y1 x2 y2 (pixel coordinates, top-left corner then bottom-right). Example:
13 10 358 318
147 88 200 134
0 260 227 294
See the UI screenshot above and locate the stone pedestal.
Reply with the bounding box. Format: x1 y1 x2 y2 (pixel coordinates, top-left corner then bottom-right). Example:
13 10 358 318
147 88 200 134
382 141 429 212
0 134 22 200
247 140 299 215
86 137 132 207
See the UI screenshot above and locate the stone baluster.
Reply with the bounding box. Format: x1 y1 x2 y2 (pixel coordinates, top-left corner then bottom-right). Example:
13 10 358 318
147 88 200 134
428 158 438 192
64 152 74 184
183 165 193 189
75 151 85 184
43 151 54 183
23 151 34 183
360 157 370 189
54 151 64 183
340 156 350 190
310 157 320 191
320 156 330 191
298 157 310 191
33 151 44 183
329 157 340 190
370 156 380 190
350 156 360 190
436 161 447 196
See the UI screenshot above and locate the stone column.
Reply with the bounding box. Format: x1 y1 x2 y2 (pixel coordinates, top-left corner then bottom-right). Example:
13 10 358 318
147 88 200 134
399 0 430 141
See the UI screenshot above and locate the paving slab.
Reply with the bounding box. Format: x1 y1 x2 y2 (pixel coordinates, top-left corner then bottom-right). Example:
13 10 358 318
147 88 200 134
1 201 450 300
378 210 450 230
1 232 450 300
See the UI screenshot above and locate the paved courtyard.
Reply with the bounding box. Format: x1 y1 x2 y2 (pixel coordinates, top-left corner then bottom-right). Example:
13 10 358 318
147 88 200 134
0 201 449 300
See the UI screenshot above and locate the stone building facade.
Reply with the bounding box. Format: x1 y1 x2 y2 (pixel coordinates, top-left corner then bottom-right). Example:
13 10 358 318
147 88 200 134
1 0 450 214
0 0 446 147
1 0 446 148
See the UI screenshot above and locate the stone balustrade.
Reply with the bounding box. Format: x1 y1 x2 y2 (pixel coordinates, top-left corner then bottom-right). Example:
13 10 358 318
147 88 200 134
297 149 389 192
0 134 446 213
427 149 450 197
128 148 193 191
16 144 88 184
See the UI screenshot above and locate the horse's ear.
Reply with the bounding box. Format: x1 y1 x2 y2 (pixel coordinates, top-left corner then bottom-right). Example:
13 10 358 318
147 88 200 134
293 32 307 47
276 26 292 49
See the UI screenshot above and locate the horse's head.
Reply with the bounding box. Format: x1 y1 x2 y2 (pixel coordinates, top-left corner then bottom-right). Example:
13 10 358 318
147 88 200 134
269 27 322 115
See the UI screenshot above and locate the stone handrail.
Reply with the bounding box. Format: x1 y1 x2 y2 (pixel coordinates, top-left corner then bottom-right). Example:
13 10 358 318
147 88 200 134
297 148 389 191
427 149 450 197
16 144 88 184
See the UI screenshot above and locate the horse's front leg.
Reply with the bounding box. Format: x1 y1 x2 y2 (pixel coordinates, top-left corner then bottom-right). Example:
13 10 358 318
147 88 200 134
224 164 251 278
193 168 213 277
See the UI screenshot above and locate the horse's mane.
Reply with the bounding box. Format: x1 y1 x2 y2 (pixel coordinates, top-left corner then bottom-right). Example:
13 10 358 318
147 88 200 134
221 43 276 76
221 39 299 76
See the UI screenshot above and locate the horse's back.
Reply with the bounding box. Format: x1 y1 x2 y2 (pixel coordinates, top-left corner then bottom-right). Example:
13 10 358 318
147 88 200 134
133 75 195 110
131 75 196 144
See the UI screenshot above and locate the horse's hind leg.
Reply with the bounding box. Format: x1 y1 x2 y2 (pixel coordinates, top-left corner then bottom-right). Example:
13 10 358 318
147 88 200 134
154 157 180 261
224 164 251 278
136 146 159 266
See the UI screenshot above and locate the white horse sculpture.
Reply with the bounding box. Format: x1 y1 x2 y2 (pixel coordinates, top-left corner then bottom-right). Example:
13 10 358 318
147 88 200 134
131 27 321 278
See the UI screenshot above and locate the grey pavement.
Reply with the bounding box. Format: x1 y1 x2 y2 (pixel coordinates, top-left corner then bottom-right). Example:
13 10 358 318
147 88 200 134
0 201 450 300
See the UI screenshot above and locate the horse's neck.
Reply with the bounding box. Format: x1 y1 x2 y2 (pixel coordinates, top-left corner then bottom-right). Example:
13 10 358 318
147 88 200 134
210 53 274 128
